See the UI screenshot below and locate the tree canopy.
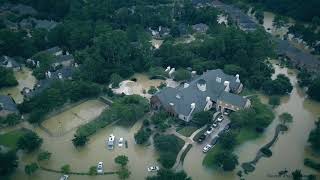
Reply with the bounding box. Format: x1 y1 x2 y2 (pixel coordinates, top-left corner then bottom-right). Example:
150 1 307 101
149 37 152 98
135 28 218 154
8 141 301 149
17 131 43 152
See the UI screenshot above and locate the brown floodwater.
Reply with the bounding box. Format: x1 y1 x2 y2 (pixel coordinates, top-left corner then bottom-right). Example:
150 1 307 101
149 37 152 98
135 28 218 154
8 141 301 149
183 62 320 180
0 67 36 103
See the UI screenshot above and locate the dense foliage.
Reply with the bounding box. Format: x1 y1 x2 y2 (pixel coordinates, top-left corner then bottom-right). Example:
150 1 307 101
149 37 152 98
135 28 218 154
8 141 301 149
307 78 320 102
0 114 21 127
191 111 212 126
0 151 18 177
18 80 101 123
17 130 43 152
262 74 292 95
308 119 320 152
153 134 184 168
146 169 192 180
0 67 18 88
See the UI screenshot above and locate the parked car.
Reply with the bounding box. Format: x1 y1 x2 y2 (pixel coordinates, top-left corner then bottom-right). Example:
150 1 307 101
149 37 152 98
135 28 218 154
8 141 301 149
147 166 159 172
59 175 69 180
211 136 219 146
118 137 124 147
205 127 214 135
217 116 224 122
211 123 218 128
197 134 206 143
223 111 229 115
203 144 213 153
97 162 104 174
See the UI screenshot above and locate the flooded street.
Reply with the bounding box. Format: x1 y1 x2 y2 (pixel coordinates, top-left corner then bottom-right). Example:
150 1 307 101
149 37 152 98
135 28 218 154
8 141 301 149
0 67 36 103
184 61 320 180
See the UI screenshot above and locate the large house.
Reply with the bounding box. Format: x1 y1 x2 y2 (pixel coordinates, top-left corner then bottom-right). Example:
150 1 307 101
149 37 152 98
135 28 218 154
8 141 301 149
151 69 251 122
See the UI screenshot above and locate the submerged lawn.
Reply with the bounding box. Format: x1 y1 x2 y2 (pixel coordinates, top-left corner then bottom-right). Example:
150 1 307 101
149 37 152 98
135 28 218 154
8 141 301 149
0 129 26 150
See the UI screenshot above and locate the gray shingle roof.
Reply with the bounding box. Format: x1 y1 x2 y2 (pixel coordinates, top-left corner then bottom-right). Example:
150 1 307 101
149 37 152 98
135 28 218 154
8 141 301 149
154 69 247 116
0 95 18 113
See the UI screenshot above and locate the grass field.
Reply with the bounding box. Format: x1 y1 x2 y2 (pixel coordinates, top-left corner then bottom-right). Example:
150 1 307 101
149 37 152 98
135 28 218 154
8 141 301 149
0 129 27 150
177 126 199 137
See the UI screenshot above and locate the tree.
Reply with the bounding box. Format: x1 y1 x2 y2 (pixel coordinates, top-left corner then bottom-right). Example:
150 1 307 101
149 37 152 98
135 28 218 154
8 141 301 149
269 96 280 107
88 166 97 176
37 151 52 161
146 169 191 180
17 131 43 152
24 163 39 175
219 132 237 150
117 167 131 179
0 151 18 176
307 78 320 101
158 152 176 168
134 128 151 144
61 164 70 174
173 69 191 81
213 151 239 171
115 155 129 167
308 119 320 152
0 67 18 88
110 73 123 88
148 86 158 95
72 134 88 147
279 112 293 125
192 111 212 126
2 114 21 126
255 10 264 24
262 74 293 95
292 169 303 180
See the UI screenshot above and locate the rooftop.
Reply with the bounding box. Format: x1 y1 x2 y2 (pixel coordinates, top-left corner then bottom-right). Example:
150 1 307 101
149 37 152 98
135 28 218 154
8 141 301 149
0 95 18 113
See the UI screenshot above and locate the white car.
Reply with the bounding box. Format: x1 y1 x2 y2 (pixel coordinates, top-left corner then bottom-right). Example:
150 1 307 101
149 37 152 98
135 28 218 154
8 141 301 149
217 116 224 122
211 123 218 128
223 111 229 115
59 175 69 180
97 162 104 174
147 166 159 172
205 127 214 135
118 138 124 147
203 144 213 153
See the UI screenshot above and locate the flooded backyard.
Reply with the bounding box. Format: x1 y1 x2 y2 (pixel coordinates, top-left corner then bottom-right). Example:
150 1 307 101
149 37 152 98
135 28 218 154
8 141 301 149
183 62 320 180
0 67 36 103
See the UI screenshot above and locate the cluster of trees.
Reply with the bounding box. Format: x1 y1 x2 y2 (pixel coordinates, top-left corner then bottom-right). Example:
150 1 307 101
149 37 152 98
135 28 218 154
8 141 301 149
115 155 131 179
134 119 152 144
230 97 275 131
297 70 320 102
153 134 184 168
262 74 293 95
146 169 191 180
17 130 43 152
18 80 101 123
308 119 320 152
74 95 149 146
0 114 21 127
0 150 18 178
0 67 18 88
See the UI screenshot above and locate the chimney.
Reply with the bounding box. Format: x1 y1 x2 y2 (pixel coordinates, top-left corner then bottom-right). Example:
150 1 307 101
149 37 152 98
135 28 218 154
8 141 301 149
47 71 51 78
197 79 206 91
191 71 197 77
224 81 230 92
235 74 240 83
191 103 196 109
216 77 221 83
58 72 63 79
165 66 171 72
206 96 211 102
169 68 175 77
36 61 40 68
184 83 189 88
74 62 79 68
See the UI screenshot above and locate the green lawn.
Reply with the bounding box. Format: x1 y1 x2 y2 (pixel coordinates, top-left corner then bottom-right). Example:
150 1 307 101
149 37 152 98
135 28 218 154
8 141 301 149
236 128 260 144
177 126 199 137
0 129 26 150
203 144 223 167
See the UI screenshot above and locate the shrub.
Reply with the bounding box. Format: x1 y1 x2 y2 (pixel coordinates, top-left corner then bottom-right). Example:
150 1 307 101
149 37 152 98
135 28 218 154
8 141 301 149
260 147 272 157
61 164 70 174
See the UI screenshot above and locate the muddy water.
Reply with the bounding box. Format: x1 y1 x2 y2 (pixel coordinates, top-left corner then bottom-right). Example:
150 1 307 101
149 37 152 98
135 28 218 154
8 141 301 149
41 100 107 136
12 118 159 180
0 67 36 103
183 61 320 179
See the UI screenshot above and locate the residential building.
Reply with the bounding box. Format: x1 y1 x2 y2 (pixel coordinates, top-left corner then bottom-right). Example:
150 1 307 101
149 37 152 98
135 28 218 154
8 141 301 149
0 95 19 118
151 69 251 122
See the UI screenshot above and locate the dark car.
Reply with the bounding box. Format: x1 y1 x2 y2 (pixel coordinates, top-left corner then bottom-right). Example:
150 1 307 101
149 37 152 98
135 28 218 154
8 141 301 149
197 134 206 143
211 136 219 146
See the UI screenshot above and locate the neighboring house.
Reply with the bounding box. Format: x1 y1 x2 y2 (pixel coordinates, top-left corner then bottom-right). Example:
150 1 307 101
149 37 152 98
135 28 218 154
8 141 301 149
151 69 250 122
0 95 19 118
52 54 74 69
19 18 58 31
22 66 76 99
0 56 21 70
149 26 170 38
43 46 63 57
192 23 209 33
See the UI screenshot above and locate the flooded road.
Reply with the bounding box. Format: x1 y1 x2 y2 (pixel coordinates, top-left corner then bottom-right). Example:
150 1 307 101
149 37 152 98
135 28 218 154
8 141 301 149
0 67 36 103
183 61 320 180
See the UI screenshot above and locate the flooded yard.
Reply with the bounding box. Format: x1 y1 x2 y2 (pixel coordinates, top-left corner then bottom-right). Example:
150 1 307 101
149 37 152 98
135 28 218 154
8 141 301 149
41 100 107 136
0 67 36 103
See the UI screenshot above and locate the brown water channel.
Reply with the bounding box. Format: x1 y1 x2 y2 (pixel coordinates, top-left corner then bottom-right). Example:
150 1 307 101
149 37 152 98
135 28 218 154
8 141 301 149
183 61 320 180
